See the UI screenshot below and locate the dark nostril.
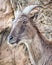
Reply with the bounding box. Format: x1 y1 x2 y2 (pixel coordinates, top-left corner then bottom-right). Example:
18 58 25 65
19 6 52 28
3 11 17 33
9 36 13 40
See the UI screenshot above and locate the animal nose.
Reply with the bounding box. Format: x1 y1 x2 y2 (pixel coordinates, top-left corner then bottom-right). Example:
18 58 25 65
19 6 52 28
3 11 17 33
9 36 13 40
7 36 21 44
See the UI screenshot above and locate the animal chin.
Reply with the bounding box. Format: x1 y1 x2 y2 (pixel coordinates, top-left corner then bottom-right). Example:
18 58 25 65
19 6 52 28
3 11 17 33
16 38 21 44
10 39 20 44
9 40 17 44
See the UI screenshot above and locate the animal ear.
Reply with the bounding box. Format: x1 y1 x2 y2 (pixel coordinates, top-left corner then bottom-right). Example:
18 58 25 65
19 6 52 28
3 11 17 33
28 7 40 19
22 5 43 19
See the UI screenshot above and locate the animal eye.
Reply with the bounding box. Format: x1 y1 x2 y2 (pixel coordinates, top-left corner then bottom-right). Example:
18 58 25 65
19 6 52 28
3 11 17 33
23 21 27 24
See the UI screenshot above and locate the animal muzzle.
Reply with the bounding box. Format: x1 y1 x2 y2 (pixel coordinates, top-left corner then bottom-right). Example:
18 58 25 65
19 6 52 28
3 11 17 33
7 35 20 44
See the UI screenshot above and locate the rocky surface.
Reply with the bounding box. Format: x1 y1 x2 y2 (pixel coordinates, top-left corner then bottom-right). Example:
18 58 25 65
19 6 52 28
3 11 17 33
33 3 52 44
0 0 14 32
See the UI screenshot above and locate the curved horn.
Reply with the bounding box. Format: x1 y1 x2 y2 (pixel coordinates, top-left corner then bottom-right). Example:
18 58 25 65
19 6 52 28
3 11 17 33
12 10 21 24
13 3 22 22
23 5 43 15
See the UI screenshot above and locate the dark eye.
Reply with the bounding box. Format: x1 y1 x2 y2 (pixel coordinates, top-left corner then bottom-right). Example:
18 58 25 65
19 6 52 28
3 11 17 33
23 21 27 24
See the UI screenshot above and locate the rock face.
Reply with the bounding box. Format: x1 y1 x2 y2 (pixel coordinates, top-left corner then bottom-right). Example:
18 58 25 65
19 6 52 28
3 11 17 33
0 0 14 32
34 4 52 44
0 0 52 65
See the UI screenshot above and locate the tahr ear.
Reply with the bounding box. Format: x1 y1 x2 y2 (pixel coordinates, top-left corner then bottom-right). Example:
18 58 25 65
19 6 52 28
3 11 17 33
22 5 43 20
28 7 41 19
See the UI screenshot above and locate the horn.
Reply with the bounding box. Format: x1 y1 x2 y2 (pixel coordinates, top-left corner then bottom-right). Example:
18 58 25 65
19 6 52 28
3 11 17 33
12 4 22 24
23 5 43 15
